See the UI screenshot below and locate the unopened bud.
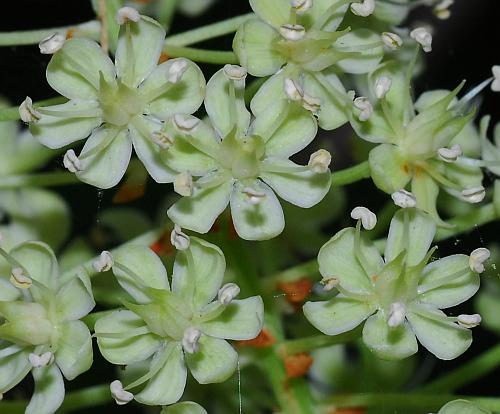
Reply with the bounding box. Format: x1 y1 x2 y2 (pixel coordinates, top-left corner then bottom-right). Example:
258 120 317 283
10 267 32 289
461 186 485 204
39 33 65 54
374 76 392 99
350 0 375 17
387 302 406 327
167 59 189 84
218 282 240 305
28 352 54 368
116 7 140 25
173 114 200 132
182 327 201 354
170 224 190 250
381 32 403 50
19 97 41 123
63 149 82 173
279 24 306 41
92 251 114 272
469 247 490 273
437 144 462 163
291 0 313 14
391 189 417 208
223 64 247 81
242 187 266 205
457 313 481 328
410 27 432 53
353 97 373 121
308 149 331 174
110 380 134 405
174 172 194 197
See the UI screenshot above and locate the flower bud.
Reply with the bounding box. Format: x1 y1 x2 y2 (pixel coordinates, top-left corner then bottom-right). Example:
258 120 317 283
92 251 114 273
491 65 500 92
469 247 490 273
391 189 417 208
461 186 485 204
167 59 189 84
279 24 306 41
170 224 190 250
174 172 194 197
374 76 392 99
10 267 32 289
115 7 140 25
110 380 134 405
457 313 481 328
410 27 432 52
151 130 173 149
308 149 332 174
223 64 247 81
284 78 304 101
19 97 41 123
28 351 54 368
350 206 377 230
350 0 375 17
291 0 313 14
63 149 82 173
353 97 373 121
242 187 266 205
437 144 462 163
182 327 201 354
381 32 403 50
218 282 240 305
387 302 406 327
39 33 65 54
173 114 200 132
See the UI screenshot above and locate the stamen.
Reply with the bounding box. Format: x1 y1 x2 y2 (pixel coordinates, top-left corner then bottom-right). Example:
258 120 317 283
174 172 194 197
302 93 321 112
218 283 241 305
151 130 173 149
115 7 140 25
28 351 54 368
291 0 313 14
410 27 432 53
461 186 485 203
350 206 377 230
19 97 41 123
321 277 339 291
182 327 201 354
457 313 481 328
167 59 189 84
387 302 406 327
223 64 248 81
391 189 417 208
63 150 82 173
491 65 500 92
381 32 403 50
350 0 375 17
170 224 190 250
110 380 134 405
353 97 373 121
308 149 332 173
92 251 114 272
39 33 65 54
173 114 200 133
279 24 306 41
374 76 392 99
469 247 490 273
10 267 32 289
433 0 454 20
242 187 266 205
284 78 304 101
437 144 462 163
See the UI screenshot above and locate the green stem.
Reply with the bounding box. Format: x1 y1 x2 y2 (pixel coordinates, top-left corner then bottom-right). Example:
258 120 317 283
163 44 237 64
322 392 500 412
164 13 253 46
281 328 361 355
417 342 500 394
0 96 67 122
0 171 80 188
331 160 371 187
0 385 110 413
0 21 100 46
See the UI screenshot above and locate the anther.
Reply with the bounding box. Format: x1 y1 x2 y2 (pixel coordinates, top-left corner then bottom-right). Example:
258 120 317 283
92 251 114 273
381 32 403 50
151 130 173 149
302 93 321 112
10 267 32 289
353 97 373 121
110 380 134 405
115 7 140 25
469 247 490 273
491 65 500 92
391 189 417 208
374 76 392 99
19 97 41 123
170 224 190 250
387 302 406 327
223 64 247 81
279 24 306 41
218 282 241 305
321 277 339 291
284 78 304 101
457 313 481 328
182 327 201 354
174 172 194 197
167 59 189 84
350 0 376 17
433 0 453 20
173 114 200 132
291 0 313 14
437 144 462 163
461 186 485 203
410 27 432 53
39 33 65 54
308 149 331 174
63 150 82 173
242 187 266 205
28 352 54 368
350 206 377 230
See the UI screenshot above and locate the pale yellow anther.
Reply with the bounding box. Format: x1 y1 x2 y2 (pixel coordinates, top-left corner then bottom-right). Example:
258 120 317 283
350 206 377 230
63 149 82 173
92 251 114 273
461 186 485 203
381 32 403 50
173 114 200 132
350 0 375 17
10 267 32 289
291 0 313 14
302 93 321 112
387 302 406 327
174 172 194 197
110 380 134 405
353 97 373 121
170 224 190 250
491 66 500 92
218 282 240 305
391 189 417 208
321 277 339 291
434 0 453 20
223 64 247 81
457 313 481 328
437 144 462 163
284 78 304 101
308 149 331 174
167 59 189 84
115 7 140 25
242 187 266 205
28 352 54 368
374 76 392 99
410 27 433 52
279 24 306 41
182 327 201 354
39 33 65 54
19 97 41 123
151 130 173 149
469 247 490 273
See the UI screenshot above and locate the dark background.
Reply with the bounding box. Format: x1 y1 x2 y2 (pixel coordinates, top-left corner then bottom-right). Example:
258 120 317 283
0 1 499 413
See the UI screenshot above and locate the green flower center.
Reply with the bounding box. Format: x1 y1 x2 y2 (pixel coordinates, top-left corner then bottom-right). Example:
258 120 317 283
218 131 265 179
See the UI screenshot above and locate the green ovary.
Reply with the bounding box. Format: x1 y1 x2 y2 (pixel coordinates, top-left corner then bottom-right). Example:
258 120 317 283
218 133 265 179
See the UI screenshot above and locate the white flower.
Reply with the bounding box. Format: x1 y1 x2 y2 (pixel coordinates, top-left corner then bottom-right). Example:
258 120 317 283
410 27 432 52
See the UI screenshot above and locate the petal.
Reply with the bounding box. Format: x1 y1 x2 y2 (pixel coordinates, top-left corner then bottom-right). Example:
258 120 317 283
112 245 169 303
56 272 95 321
318 228 383 295
186 335 238 384
95 310 161 365
362 311 418 360
368 144 411 194
140 58 205 118
76 127 132 189
335 29 383 74
205 68 251 137
172 237 225 308
411 170 445 225
438 400 491 414
303 71 348 131
0 277 21 301
162 402 208 414
201 296 264 340
303 296 374 335
167 177 233 234
230 179 285 240
26 364 65 414
233 19 284 77
30 100 102 149
0 344 31 393
250 70 286 116
115 15 165 87
250 100 317 158
47 38 115 100
307 1 349 31
135 342 187 405
260 159 331 208
407 305 472 360
55 320 92 380
249 0 290 27
10 241 58 293
129 117 177 183
419 255 479 309
385 209 436 267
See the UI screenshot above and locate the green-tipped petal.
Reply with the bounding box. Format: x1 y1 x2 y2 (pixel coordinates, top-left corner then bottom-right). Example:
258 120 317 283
115 15 165 87
95 310 161 365
162 401 208 414
167 177 233 234
249 0 290 27
55 320 92 380
233 18 284 77
368 144 411 194
318 228 383 295
419 255 479 309
135 342 187 405
172 237 225 308
362 311 418 360
438 400 492 414
56 272 95 321
47 38 115 100
385 209 436 266
308 0 349 31
140 58 205 118
30 100 102 149
230 179 285 240
201 296 264 340
185 335 238 384
112 245 169 303
76 127 132 189
303 296 374 335
205 68 251 137
407 305 472 360
26 364 65 414
335 29 383 74
260 159 331 208
0 345 31 393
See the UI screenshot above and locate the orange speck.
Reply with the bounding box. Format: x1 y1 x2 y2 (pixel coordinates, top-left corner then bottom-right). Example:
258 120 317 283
237 329 276 348
277 278 313 308
284 352 313 379
112 183 146 204
66 29 75 40
328 409 366 414
149 233 174 257
370 274 379 282
158 52 169 64
402 162 410 175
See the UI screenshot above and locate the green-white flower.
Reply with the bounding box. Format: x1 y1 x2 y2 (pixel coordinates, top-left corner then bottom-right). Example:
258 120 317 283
164 66 331 240
304 208 482 360
352 60 484 224
95 235 263 406
161 401 207 414
436 399 492 414
26 9 205 189
0 241 95 414
233 0 383 130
